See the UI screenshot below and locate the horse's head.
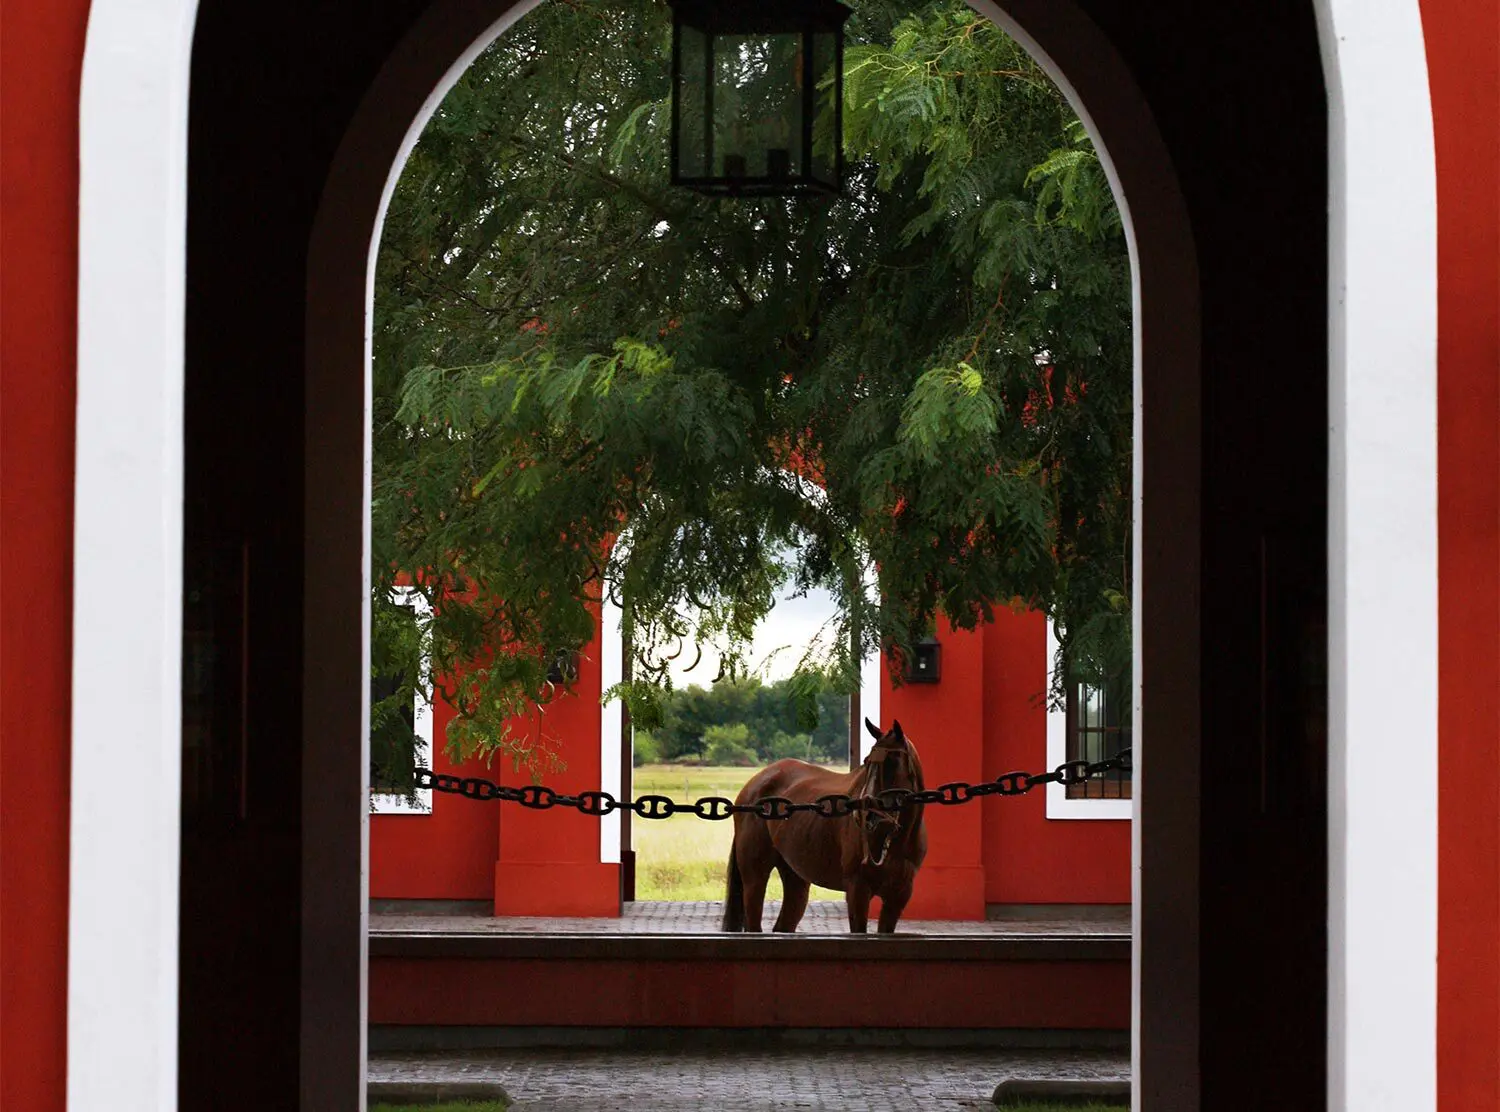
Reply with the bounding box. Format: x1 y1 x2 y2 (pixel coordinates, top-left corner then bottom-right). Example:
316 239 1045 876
857 717 924 866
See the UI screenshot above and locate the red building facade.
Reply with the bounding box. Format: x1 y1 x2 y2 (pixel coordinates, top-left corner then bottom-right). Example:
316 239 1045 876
370 609 1131 917
2 0 1496 1109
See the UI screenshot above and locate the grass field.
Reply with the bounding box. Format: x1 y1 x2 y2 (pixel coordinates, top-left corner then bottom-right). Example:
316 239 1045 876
631 763 843 904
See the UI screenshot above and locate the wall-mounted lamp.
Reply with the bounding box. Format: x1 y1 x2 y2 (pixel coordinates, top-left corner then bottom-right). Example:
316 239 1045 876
904 636 942 684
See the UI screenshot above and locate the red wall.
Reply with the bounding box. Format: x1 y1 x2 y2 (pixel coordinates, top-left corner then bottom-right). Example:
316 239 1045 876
0 2 89 1109
4 2 1498 1105
883 616 989 919
491 611 619 916
373 608 1132 916
1426 1 1500 1108
875 610 1128 916
980 611 1131 904
369 681 499 899
371 604 620 914
869 612 1132 914
371 955 1130 1029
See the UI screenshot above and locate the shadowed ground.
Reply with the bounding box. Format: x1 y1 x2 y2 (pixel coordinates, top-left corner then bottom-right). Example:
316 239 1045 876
369 1046 1132 1110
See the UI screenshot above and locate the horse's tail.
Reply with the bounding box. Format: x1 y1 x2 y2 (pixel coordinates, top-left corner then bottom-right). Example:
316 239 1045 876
722 844 745 932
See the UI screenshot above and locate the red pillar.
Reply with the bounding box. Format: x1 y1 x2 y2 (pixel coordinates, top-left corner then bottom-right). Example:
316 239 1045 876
885 617 987 920
369 685 500 900
980 610 1130 906
493 610 619 916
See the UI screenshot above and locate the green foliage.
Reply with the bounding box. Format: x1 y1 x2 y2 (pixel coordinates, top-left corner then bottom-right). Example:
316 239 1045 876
767 731 813 762
702 723 759 767
631 728 662 767
647 677 849 765
371 0 1131 770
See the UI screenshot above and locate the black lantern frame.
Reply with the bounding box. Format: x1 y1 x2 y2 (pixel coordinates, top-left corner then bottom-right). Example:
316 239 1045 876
669 0 852 197
904 636 942 684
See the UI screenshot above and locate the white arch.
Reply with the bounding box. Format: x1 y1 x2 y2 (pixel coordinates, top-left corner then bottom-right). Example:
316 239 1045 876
72 3 1438 1111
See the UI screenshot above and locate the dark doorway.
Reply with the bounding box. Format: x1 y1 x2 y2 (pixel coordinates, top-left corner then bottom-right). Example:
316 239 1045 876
178 2 1326 1109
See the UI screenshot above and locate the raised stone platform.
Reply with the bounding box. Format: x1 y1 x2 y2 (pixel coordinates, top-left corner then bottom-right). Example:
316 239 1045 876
368 902 1132 1037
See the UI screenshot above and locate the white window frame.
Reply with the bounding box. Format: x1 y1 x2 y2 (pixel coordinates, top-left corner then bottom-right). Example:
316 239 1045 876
1045 620 1131 820
371 585 434 814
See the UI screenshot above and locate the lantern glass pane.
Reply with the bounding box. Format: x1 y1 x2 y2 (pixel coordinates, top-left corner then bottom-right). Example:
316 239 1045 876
677 24 709 180
809 29 838 186
712 32 803 182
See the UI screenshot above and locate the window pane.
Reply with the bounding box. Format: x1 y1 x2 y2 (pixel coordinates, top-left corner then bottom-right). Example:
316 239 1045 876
1066 678 1132 800
370 603 419 793
712 33 802 179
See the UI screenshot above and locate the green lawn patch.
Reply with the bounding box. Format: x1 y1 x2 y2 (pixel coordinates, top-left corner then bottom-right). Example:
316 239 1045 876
632 764 843 902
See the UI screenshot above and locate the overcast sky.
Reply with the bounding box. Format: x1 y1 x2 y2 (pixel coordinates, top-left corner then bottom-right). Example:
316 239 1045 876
665 581 841 689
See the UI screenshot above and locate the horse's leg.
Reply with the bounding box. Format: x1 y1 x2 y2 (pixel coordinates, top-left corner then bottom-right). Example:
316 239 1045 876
740 860 771 933
844 878 872 934
875 883 912 934
771 862 810 933
738 832 774 934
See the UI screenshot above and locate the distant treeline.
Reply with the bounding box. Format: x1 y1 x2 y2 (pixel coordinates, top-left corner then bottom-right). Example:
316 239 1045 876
633 678 849 767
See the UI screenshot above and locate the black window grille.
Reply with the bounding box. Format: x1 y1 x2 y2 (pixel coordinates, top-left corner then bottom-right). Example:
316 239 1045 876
370 603 419 794
1065 679 1132 799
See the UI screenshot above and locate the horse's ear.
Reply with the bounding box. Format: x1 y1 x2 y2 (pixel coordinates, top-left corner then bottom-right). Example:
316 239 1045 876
864 717 883 741
891 719 907 745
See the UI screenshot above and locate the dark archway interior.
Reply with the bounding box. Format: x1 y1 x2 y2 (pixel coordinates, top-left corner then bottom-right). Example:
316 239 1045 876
181 2 1325 1108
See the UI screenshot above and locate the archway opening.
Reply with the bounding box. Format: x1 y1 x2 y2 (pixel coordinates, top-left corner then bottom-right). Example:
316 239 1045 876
363 0 1135 938
170 0 1277 1100
622 531 864 908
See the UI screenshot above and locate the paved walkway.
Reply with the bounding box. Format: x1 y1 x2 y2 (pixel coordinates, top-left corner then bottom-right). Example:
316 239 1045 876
370 900 1131 937
370 1047 1131 1111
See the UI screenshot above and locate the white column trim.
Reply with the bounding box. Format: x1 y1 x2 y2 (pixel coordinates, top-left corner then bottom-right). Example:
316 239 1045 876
71 1 199 1108
1317 4 1439 1111
856 633 883 764
599 592 624 864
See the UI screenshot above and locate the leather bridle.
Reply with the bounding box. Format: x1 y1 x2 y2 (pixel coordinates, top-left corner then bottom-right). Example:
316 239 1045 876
856 744 916 867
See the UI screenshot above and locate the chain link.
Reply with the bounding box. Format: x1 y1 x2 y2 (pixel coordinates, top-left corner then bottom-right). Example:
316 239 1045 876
412 747 1132 821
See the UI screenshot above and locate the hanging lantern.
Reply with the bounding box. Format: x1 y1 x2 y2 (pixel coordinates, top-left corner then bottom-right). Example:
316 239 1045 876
669 0 852 197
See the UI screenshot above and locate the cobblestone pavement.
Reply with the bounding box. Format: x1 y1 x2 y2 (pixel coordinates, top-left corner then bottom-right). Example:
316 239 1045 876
370 1047 1131 1111
370 900 1130 937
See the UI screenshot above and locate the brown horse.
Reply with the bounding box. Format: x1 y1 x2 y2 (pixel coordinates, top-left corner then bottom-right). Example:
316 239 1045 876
722 718 927 934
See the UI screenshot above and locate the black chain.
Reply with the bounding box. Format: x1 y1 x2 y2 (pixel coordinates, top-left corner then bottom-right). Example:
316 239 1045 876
413 748 1131 821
